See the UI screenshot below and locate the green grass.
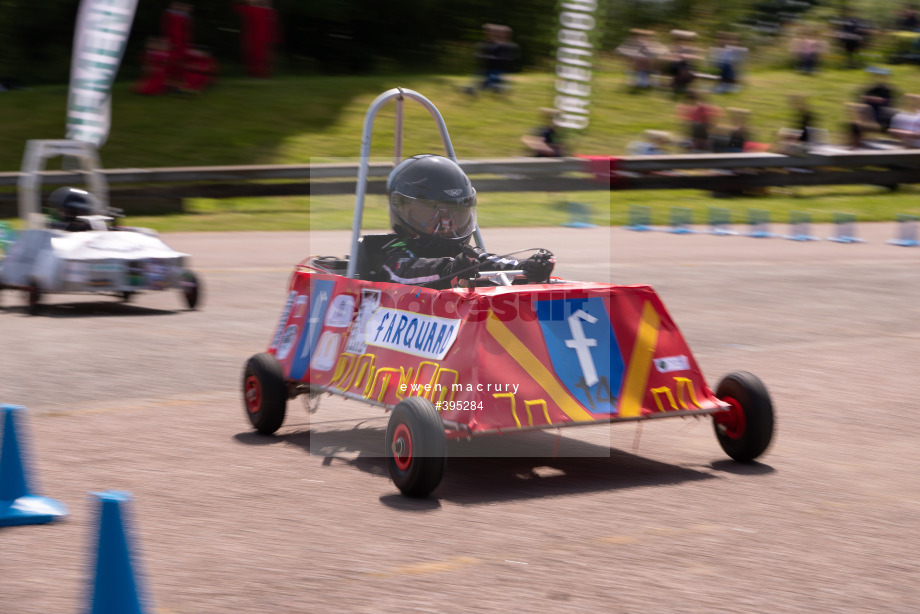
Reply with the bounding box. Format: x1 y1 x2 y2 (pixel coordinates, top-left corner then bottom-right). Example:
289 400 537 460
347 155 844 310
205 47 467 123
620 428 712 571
1 59 919 231
95 183 914 234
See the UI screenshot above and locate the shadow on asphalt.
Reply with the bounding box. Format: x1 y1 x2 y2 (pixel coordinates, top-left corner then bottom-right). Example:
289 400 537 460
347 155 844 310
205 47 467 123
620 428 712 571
234 423 734 506
708 459 775 475
1 298 184 318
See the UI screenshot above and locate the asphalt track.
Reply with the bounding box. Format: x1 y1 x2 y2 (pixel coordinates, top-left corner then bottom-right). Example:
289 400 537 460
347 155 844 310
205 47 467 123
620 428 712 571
1 223 919 613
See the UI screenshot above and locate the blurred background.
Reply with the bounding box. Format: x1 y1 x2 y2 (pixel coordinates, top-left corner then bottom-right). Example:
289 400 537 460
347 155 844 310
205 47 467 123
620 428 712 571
2 0 913 82
0 0 918 230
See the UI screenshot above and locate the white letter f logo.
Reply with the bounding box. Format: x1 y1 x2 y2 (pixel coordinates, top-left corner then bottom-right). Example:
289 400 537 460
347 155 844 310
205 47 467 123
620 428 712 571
565 309 599 387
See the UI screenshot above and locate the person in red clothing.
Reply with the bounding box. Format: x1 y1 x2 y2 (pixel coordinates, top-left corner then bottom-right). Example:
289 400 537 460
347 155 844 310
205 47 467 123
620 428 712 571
235 0 280 78
676 91 723 152
132 36 170 96
180 46 219 93
161 1 194 89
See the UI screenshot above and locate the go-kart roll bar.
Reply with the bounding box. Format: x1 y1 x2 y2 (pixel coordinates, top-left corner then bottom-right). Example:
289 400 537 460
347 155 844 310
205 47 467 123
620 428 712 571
19 139 109 230
346 88 485 279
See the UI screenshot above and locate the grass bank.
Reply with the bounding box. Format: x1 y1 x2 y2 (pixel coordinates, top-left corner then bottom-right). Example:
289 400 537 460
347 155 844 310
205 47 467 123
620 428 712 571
1 63 919 231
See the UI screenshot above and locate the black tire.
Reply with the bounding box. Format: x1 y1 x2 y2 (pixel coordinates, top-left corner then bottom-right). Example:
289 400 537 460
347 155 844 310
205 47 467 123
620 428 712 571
181 270 201 310
385 397 446 498
121 291 134 303
242 352 287 435
27 281 41 316
712 371 775 462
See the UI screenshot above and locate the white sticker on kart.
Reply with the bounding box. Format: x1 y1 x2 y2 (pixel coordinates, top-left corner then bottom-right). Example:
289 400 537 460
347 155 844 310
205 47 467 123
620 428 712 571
311 331 341 372
276 325 299 360
654 355 690 373
270 291 298 350
65 261 88 282
324 294 355 328
292 295 307 320
367 308 460 360
345 289 381 354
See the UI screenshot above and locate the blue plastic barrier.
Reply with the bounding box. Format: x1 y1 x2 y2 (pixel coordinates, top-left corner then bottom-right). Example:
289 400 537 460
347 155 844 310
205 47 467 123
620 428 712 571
827 212 864 243
887 214 920 247
668 206 695 234
784 211 820 241
562 202 598 228
625 204 653 231
746 209 776 238
707 207 736 235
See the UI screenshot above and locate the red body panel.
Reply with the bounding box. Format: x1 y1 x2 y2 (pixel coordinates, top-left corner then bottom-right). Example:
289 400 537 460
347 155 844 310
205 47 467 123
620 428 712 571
268 268 722 435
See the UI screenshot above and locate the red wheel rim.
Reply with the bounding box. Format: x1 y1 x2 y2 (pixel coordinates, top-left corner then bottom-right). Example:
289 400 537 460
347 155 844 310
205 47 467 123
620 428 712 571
245 375 262 414
715 395 746 440
392 423 413 471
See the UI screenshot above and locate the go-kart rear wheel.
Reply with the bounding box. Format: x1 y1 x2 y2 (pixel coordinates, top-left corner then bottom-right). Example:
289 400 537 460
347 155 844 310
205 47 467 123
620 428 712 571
385 397 446 498
27 281 41 316
243 352 287 435
713 371 774 462
181 271 201 310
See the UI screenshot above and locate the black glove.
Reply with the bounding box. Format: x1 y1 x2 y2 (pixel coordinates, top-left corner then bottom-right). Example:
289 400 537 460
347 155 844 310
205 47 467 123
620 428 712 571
441 252 480 281
522 249 555 282
463 245 519 272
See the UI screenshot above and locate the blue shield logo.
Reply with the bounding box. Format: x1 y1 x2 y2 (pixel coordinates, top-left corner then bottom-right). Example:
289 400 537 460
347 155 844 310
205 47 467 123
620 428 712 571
536 296 624 414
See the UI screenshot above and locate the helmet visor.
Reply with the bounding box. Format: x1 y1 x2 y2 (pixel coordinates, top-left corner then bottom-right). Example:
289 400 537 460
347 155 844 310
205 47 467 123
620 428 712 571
392 192 477 240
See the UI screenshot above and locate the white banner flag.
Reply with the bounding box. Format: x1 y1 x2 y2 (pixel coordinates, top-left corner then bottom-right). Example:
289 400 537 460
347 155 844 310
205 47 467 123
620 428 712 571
554 0 598 130
67 0 139 147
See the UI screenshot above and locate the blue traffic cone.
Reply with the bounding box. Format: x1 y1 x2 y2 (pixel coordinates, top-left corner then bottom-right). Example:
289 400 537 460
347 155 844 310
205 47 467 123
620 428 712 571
88 491 148 614
0 404 68 526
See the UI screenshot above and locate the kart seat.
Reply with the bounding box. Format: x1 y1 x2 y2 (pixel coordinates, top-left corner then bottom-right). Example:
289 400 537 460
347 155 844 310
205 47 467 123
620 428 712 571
354 234 397 281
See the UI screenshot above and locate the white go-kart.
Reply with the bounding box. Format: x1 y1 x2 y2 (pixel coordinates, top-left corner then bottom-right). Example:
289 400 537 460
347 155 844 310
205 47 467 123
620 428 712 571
0 140 201 315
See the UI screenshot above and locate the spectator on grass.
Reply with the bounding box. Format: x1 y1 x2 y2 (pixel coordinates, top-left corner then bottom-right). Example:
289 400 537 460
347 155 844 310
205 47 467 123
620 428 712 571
897 4 920 31
776 127 810 156
161 2 194 90
709 32 747 94
235 0 281 78
842 102 877 149
889 93 920 148
132 36 170 96
676 91 722 152
788 94 820 145
834 10 869 69
493 26 520 86
860 67 897 132
627 130 674 155
616 29 663 93
789 24 827 75
521 108 566 157
665 30 700 100
180 45 219 94
464 24 518 96
711 108 752 153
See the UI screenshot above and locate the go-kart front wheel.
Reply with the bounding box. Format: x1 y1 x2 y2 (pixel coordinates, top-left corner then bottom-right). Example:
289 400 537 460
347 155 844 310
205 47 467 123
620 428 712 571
180 270 202 310
713 371 774 462
243 352 288 435
385 397 446 498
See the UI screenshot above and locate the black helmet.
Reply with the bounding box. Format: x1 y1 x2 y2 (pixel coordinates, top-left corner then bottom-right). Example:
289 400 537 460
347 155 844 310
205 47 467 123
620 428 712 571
387 154 477 253
49 187 95 221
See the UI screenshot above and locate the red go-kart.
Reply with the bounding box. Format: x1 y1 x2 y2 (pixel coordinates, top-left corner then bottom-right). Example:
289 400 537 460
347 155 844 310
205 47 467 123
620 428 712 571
241 88 774 497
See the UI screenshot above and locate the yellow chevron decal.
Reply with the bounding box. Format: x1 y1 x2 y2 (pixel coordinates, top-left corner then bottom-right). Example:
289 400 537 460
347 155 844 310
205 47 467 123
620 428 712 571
618 301 661 418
